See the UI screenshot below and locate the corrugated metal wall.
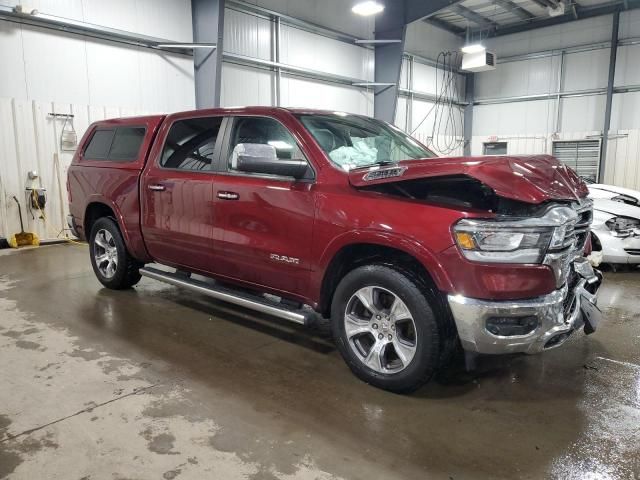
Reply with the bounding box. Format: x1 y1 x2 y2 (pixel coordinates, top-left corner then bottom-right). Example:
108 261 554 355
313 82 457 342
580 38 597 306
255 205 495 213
0 99 149 241
605 130 640 189
0 0 194 41
472 9 640 190
0 0 195 241
221 7 376 115
0 2 195 110
220 3 466 155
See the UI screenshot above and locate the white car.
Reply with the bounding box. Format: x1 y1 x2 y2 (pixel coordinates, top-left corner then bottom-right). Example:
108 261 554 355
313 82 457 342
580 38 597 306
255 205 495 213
588 184 640 266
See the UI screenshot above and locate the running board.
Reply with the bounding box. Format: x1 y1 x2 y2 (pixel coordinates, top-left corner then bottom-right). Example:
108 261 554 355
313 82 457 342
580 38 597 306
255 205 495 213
139 266 312 325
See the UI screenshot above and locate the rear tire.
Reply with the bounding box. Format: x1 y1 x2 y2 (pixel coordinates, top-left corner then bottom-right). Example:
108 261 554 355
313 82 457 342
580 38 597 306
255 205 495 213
89 217 142 290
331 264 446 393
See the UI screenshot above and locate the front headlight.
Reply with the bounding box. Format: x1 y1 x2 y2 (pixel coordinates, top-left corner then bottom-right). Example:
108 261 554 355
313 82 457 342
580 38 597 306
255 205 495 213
454 220 554 263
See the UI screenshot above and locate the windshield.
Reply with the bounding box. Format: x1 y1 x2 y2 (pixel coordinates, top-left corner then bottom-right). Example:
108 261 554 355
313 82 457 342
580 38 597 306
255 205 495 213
296 113 436 171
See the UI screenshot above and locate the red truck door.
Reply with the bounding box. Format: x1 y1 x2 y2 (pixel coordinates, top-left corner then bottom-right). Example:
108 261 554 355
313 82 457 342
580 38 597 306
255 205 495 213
210 115 315 298
140 114 225 272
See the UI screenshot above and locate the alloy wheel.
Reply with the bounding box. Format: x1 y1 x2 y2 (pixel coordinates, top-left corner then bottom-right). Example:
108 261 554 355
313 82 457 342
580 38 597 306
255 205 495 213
93 229 118 279
344 286 418 374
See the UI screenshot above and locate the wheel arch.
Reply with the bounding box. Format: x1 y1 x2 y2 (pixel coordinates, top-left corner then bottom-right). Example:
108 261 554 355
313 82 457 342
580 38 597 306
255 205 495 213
84 201 117 237
316 236 453 317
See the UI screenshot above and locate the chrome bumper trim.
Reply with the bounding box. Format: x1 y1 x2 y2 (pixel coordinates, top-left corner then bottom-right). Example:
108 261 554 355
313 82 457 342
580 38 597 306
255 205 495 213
448 265 601 355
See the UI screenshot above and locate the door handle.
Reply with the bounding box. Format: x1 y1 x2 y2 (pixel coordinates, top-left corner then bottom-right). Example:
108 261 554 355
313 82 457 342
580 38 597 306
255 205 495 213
217 191 239 200
148 184 166 191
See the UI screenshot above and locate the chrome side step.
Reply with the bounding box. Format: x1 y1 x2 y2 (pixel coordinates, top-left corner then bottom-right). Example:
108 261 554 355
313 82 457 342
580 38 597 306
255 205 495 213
139 266 312 325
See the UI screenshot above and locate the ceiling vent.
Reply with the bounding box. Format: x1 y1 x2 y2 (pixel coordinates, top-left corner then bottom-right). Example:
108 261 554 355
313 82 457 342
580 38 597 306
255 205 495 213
461 50 497 72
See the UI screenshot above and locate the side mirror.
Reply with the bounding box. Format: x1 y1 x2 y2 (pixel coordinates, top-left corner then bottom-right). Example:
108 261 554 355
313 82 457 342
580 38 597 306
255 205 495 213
232 143 309 179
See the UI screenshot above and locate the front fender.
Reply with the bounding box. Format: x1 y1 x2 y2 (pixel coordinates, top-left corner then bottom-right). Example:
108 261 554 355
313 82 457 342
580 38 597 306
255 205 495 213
311 229 455 304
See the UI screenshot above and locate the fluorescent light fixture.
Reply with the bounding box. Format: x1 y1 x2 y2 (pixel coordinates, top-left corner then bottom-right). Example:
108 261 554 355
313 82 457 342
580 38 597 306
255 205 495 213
352 1 384 16
157 43 217 49
461 43 485 54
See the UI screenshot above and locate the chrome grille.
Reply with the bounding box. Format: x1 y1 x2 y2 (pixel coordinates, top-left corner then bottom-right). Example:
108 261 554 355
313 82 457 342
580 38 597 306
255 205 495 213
545 199 594 288
561 199 593 252
573 199 593 252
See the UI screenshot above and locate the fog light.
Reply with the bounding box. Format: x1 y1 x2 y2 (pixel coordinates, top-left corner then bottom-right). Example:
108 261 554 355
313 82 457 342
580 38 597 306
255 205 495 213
486 316 538 336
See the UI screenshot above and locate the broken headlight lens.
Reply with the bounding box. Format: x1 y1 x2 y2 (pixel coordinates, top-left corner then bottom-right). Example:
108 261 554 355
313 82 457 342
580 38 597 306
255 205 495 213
454 220 553 263
605 216 640 237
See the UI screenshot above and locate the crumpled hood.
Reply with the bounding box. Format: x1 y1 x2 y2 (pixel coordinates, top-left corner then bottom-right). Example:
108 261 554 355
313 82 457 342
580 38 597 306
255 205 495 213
348 155 589 204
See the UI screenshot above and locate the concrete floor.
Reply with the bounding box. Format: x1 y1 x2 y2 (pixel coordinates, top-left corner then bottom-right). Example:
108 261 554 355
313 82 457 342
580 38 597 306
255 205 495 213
0 245 639 480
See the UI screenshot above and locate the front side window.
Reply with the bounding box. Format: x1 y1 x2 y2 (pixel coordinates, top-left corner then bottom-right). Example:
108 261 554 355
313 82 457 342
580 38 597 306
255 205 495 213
161 117 223 171
297 113 435 171
227 117 307 173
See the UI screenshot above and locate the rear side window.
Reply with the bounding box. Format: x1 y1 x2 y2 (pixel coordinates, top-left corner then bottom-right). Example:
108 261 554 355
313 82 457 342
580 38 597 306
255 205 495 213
84 129 114 159
109 127 146 160
160 117 223 171
83 127 146 161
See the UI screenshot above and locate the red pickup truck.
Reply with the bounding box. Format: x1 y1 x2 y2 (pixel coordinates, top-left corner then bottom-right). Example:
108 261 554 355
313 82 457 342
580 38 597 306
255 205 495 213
67 107 602 393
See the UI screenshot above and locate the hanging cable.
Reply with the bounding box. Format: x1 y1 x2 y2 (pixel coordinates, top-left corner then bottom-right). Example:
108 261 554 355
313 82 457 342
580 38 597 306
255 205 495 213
411 50 465 156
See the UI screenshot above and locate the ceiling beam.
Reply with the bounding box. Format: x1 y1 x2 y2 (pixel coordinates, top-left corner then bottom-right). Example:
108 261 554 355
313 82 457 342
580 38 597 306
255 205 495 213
449 4 498 27
404 0 466 23
528 0 557 8
489 0 640 37
493 0 535 21
423 17 466 35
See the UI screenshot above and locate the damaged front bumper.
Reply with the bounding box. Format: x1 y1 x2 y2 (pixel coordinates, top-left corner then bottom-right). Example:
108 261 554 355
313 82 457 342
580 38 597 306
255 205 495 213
447 258 603 355
592 229 640 264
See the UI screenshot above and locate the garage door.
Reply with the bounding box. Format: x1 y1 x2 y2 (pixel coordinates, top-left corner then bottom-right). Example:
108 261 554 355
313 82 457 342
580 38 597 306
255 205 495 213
552 140 600 182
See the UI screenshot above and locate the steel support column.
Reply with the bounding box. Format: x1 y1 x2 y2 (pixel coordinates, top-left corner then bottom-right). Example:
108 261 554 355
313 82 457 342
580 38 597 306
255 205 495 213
374 1 406 123
600 10 620 182
463 73 474 156
192 0 225 108
374 0 464 124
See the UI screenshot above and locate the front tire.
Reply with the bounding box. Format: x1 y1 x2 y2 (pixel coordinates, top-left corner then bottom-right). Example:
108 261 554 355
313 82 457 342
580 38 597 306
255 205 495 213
89 217 142 290
331 265 444 393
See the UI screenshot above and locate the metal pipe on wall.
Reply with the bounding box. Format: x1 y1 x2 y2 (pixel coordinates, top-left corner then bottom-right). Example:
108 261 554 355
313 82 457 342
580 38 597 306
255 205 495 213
600 10 620 182
406 56 414 132
554 51 565 133
271 15 282 107
463 73 475 156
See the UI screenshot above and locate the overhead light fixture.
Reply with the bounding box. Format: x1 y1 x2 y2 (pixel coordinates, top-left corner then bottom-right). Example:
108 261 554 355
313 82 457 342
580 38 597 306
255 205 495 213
461 43 485 54
352 1 384 16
